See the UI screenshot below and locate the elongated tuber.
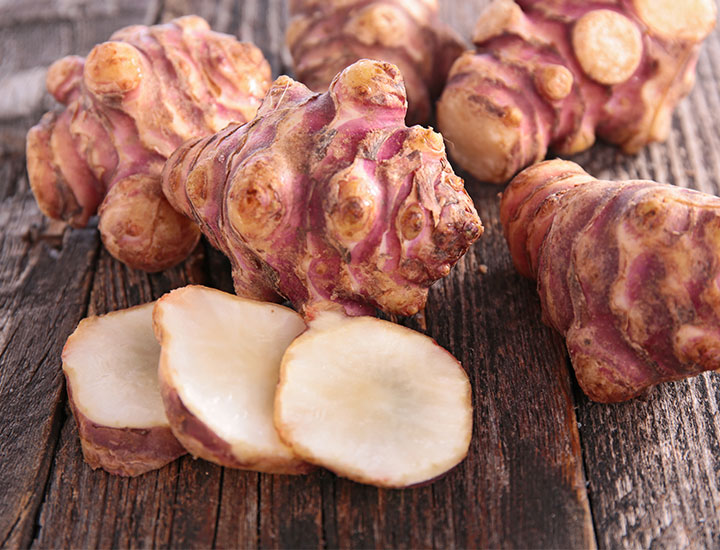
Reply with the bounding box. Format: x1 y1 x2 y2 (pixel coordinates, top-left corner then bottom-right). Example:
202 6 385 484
153 286 313 474
501 159 720 402
286 0 465 124
62 303 186 476
26 16 271 271
163 59 482 318
438 0 717 184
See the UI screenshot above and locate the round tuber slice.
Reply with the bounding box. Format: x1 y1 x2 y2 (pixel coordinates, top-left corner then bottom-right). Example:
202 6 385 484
274 313 473 488
153 285 313 475
62 302 186 477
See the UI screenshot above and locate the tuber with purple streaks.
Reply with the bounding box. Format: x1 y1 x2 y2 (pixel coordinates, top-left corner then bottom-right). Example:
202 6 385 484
438 0 717 184
162 59 482 318
286 0 465 124
501 159 720 402
26 16 271 271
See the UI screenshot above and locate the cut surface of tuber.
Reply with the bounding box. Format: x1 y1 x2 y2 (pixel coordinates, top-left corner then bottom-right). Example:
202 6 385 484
153 285 312 474
275 313 473 488
62 302 185 476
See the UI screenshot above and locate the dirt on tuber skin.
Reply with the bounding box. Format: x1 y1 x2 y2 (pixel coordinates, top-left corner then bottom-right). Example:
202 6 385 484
26 16 272 271
501 159 720 403
286 0 465 124
162 59 483 319
437 0 717 184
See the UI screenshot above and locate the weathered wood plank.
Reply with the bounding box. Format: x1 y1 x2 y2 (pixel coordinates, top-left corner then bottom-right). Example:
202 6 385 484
29 247 217 550
0 1 160 155
0 189 99 548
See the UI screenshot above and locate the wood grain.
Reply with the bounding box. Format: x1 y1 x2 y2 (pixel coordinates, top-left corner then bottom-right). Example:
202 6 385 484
0 190 98 548
1 0 720 548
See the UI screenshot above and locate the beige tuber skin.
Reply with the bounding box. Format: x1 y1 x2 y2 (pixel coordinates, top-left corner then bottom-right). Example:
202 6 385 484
163 59 482 318
286 0 465 124
501 159 720 402
26 16 272 271
438 0 717 184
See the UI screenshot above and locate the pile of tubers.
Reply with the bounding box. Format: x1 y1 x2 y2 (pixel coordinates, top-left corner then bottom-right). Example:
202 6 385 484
25 0 720 485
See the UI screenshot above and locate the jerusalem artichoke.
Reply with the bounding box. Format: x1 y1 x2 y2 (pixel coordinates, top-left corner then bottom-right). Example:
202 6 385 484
153 286 313 475
501 159 720 402
437 0 717 184
286 0 465 124
162 59 482 318
26 16 272 271
62 303 185 476
275 311 472 488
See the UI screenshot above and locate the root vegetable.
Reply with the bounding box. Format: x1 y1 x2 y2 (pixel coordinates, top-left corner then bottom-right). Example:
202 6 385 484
153 286 313 474
500 159 720 402
62 303 186 476
274 312 473 488
162 59 482 318
286 0 465 124
26 16 272 271
437 0 717 184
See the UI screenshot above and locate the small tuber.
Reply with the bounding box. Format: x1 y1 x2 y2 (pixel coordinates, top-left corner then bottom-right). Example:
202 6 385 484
286 0 465 124
62 303 186 476
437 0 717 183
501 159 720 402
162 59 482 318
26 16 272 271
153 286 313 474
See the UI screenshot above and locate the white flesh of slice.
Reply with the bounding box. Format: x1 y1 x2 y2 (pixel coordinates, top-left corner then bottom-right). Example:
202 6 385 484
154 285 308 470
275 313 473 488
63 302 168 429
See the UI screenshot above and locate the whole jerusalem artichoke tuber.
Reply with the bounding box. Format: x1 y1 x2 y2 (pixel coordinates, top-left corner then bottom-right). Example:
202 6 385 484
438 0 717 184
286 0 465 124
501 159 720 402
162 59 483 318
26 16 272 271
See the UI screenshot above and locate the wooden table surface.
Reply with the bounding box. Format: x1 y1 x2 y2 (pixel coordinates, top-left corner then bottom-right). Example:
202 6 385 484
1 1 720 548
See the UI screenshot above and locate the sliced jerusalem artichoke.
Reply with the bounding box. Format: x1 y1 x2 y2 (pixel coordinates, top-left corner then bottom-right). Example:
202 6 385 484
62 303 186 477
153 285 313 474
274 313 473 488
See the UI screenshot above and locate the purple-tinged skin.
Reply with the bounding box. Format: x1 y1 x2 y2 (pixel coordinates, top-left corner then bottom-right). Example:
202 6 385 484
66 379 186 477
26 16 272 271
286 0 465 125
438 0 717 184
501 159 720 402
158 376 314 475
163 60 482 318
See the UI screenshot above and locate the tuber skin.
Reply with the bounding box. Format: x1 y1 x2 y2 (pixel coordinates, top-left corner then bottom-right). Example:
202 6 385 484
26 16 272 271
62 302 186 476
286 0 465 124
437 0 717 184
162 59 482 318
501 159 720 402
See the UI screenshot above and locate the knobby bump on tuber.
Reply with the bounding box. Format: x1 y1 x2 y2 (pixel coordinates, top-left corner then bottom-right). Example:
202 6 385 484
163 59 482 318
501 159 720 402
438 0 717 183
286 0 465 124
26 16 272 271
